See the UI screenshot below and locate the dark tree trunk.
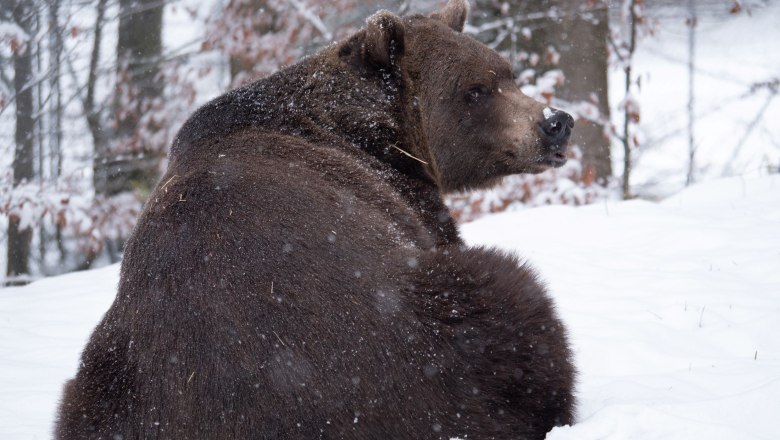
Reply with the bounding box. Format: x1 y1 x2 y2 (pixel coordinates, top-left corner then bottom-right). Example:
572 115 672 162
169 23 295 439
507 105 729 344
227 0 274 84
48 0 68 264
547 4 612 183
49 0 63 180
85 0 108 163
6 0 36 283
93 0 164 198
621 0 638 199
88 0 164 265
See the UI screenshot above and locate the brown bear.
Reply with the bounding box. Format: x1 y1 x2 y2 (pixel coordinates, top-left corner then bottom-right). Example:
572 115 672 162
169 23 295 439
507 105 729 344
55 1 576 439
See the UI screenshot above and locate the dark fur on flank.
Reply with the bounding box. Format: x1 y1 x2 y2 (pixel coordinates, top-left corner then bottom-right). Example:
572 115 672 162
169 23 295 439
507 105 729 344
56 1 576 438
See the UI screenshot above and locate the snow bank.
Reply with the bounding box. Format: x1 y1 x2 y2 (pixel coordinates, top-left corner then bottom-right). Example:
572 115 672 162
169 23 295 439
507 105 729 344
1 176 778 439
461 175 780 439
0 265 119 440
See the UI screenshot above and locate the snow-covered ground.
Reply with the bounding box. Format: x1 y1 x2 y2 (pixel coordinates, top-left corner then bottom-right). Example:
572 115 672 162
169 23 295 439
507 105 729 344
0 264 119 440
462 175 780 439
1 175 778 439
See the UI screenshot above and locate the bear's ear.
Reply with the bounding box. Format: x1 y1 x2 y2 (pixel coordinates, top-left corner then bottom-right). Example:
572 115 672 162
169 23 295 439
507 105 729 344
362 10 406 69
431 0 469 32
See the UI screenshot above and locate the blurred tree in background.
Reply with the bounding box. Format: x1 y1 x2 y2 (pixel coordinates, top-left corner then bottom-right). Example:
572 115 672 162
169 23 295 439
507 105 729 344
93 0 164 200
2 0 36 284
88 0 166 265
208 0 358 87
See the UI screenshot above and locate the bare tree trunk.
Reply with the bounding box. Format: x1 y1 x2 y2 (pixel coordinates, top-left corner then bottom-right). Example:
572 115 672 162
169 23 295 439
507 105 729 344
71 0 109 270
535 2 613 183
49 0 63 180
48 0 67 263
88 0 164 264
36 10 47 272
621 0 637 199
6 0 36 284
87 0 109 197
685 0 696 186
104 0 165 198
227 0 274 84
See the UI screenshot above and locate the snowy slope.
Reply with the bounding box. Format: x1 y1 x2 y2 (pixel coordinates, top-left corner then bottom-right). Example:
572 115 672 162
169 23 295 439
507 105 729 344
0 265 119 440
461 175 780 440
1 176 779 439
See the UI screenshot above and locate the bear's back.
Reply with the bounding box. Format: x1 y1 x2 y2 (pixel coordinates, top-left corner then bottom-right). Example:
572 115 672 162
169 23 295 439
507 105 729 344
60 127 450 438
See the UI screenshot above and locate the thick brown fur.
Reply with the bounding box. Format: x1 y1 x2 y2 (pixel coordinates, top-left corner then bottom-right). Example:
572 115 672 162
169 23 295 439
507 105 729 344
56 1 575 439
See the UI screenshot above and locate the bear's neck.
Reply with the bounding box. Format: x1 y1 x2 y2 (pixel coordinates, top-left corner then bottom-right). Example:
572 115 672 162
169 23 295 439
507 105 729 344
266 56 432 180
278 55 458 245
173 55 430 179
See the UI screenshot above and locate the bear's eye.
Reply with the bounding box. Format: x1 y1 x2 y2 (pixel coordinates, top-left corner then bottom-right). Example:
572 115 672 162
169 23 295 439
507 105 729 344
465 85 490 103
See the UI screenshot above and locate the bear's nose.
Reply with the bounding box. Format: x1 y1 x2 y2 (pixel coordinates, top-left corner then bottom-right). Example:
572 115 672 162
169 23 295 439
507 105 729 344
539 110 574 146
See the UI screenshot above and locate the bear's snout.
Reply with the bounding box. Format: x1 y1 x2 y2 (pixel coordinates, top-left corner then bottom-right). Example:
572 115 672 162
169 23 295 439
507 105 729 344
538 109 574 167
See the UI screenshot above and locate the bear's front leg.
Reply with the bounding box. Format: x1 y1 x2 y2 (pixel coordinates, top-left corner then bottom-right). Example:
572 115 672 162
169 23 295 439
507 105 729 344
410 245 575 439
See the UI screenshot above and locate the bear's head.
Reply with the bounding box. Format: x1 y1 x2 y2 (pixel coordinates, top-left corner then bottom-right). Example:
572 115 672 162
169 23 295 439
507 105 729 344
342 0 574 193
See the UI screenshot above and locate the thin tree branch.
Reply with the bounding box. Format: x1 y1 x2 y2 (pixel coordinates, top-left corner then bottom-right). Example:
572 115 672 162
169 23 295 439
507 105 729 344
621 0 638 199
287 0 331 40
85 0 108 148
722 91 776 176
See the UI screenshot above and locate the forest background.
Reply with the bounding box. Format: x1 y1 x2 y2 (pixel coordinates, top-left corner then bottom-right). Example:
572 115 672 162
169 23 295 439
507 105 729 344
1 0 777 285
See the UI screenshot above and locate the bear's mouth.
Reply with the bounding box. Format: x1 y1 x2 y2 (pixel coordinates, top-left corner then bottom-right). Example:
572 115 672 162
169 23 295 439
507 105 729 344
541 151 568 168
